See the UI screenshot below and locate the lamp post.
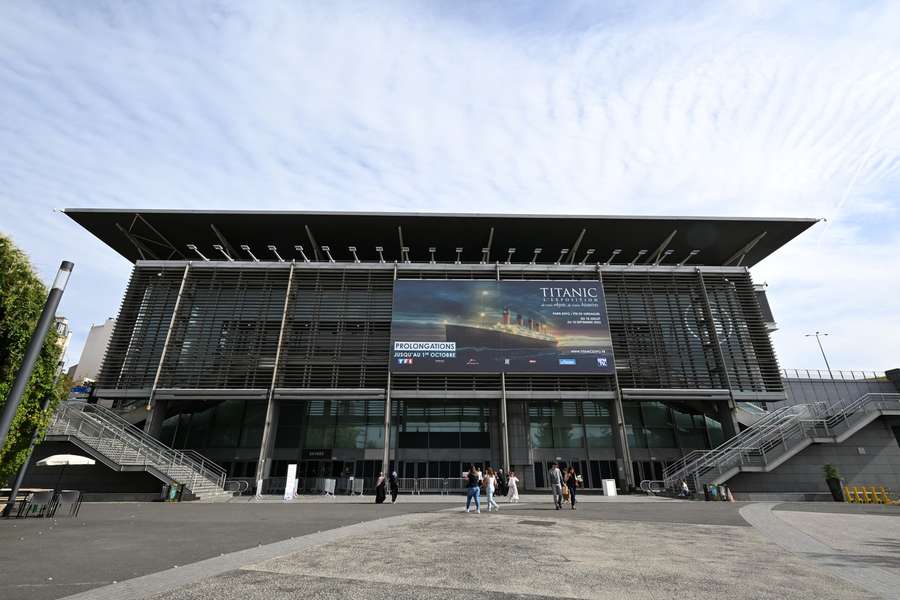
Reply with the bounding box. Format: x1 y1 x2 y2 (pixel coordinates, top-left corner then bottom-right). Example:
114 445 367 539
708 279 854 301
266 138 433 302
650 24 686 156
804 331 833 379
0 261 73 453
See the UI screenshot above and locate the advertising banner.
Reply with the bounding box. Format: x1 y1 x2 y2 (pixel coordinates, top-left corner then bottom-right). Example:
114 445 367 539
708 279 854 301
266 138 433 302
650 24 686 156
390 280 615 374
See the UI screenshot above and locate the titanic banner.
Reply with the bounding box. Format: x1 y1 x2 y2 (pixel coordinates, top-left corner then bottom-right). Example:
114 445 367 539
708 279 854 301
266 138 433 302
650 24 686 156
390 280 615 374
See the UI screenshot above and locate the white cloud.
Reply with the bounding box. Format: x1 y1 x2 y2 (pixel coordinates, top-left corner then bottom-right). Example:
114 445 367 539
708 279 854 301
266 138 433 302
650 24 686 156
0 1 899 371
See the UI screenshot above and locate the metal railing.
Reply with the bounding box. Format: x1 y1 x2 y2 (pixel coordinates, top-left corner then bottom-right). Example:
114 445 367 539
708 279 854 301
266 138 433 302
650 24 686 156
664 393 900 491
47 402 226 495
782 368 885 381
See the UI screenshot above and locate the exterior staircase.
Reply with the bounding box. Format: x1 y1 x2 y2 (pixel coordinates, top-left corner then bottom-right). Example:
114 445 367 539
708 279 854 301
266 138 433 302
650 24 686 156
663 392 900 492
45 401 230 501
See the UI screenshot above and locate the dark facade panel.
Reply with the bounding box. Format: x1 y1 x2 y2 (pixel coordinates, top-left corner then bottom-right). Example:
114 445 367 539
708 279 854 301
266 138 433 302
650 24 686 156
65 209 818 267
98 264 782 394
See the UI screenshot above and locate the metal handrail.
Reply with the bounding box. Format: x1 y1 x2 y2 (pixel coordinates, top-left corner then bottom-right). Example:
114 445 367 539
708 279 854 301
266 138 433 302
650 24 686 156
665 393 900 489
48 402 226 492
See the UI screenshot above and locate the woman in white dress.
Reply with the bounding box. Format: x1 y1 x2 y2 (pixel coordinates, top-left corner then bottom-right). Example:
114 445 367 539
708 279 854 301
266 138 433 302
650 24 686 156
485 468 500 512
506 471 519 503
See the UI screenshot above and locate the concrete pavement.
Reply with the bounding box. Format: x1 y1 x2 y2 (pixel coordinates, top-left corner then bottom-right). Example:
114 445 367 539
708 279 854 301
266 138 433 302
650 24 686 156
3 499 898 600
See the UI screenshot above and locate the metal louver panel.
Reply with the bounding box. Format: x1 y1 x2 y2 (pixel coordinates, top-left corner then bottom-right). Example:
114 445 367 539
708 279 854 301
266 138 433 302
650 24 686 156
97 266 185 390
602 271 727 390
702 273 782 392
276 269 393 389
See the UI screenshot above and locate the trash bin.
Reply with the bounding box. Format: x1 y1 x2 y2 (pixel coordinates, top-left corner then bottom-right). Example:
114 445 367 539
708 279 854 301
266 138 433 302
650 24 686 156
168 483 179 501
160 484 170 501
702 484 711 501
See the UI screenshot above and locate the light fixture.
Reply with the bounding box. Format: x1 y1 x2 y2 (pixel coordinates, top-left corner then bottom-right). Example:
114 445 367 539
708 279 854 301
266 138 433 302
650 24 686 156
428 247 436 264
294 245 310 262
401 246 410 263
186 244 209 261
455 247 463 264
530 248 542 265
375 246 385 263
267 245 284 262
212 244 234 262
655 249 674 266
602 249 621 266
480 247 490 264
321 245 335 263
677 249 700 267
349 246 360 263
628 249 648 266
579 249 595 265
555 249 569 265
506 248 516 264
240 245 259 262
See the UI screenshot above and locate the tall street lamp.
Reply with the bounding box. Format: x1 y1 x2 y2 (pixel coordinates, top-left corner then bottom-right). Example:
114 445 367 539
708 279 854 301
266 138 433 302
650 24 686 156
0 261 73 452
804 331 833 379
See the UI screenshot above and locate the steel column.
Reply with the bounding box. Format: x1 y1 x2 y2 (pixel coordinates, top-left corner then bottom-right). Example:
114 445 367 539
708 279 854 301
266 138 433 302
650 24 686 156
144 263 190 435
597 268 634 489
500 372 511 472
255 261 295 485
382 264 398 475
696 268 739 439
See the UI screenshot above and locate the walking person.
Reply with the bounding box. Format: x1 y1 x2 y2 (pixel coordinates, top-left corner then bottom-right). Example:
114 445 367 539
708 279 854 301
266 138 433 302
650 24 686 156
375 471 386 504
506 470 520 503
464 465 481 513
389 471 399 503
548 462 564 510
565 467 579 510
485 468 500 512
497 468 508 497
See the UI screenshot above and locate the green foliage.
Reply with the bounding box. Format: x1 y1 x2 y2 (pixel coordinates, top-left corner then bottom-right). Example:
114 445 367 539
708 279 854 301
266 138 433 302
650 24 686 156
823 464 840 480
0 234 67 485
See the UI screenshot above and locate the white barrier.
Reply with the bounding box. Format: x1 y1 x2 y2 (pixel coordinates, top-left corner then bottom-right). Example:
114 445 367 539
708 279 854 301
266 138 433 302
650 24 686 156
322 478 336 497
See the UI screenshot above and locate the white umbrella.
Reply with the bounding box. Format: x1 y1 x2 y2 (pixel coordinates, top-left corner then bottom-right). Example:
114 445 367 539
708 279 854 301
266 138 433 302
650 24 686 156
36 454 96 492
37 454 96 467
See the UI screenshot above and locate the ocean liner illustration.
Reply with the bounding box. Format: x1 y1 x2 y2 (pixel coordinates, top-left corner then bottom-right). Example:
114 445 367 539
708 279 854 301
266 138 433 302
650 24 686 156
444 306 558 349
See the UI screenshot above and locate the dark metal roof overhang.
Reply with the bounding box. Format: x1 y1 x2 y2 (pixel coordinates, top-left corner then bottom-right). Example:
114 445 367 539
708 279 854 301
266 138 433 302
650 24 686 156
64 209 818 267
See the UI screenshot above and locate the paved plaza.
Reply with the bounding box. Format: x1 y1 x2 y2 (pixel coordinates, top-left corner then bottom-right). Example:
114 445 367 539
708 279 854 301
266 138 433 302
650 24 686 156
1 496 899 600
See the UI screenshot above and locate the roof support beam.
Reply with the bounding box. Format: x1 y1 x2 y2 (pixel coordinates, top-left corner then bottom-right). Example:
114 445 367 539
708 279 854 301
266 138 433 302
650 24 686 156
567 228 587 264
723 231 767 266
304 225 320 262
210 224 240 261
482 227 494 264
134 213 186 259
643 229 678 265
115 222 157 260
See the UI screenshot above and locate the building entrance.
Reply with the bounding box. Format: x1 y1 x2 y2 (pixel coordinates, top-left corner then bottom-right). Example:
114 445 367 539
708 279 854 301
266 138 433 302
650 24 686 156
532 458 617 489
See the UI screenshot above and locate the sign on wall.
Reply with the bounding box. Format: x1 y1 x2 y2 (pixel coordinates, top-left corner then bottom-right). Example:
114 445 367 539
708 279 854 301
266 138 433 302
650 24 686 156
390 280 615 374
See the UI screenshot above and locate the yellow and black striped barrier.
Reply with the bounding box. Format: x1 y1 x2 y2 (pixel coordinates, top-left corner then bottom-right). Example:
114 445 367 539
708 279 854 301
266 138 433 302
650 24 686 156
843 485 899 504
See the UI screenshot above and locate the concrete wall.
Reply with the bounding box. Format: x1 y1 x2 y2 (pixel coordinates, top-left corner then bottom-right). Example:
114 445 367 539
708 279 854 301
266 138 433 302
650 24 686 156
72 318 115 383
780 375 896 409
730 416 900 499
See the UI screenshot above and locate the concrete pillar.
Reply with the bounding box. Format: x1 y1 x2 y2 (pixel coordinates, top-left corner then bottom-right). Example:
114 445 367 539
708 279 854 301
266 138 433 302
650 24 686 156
610 391 635 489
500 373 511 472
144 399 166 440
717 399 739 439
255 399 280 481
255 262 294 485
382 372 392 476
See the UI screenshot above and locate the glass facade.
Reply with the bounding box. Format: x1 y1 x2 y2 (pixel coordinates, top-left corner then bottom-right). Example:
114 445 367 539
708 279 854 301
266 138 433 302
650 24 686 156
624 401 722 450
397 400 491 449
529 400 614 449
159 400 266 450
274 400 386 450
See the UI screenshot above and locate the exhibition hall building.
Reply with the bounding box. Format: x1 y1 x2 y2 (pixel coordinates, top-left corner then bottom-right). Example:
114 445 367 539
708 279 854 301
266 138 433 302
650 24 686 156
60 209 823 494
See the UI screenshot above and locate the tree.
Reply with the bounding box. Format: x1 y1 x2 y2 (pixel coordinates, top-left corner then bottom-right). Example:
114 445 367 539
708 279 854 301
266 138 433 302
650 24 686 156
0 234 68 485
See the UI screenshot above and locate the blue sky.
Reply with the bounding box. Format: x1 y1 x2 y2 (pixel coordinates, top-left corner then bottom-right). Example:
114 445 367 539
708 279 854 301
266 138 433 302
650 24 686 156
1 1 899 372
